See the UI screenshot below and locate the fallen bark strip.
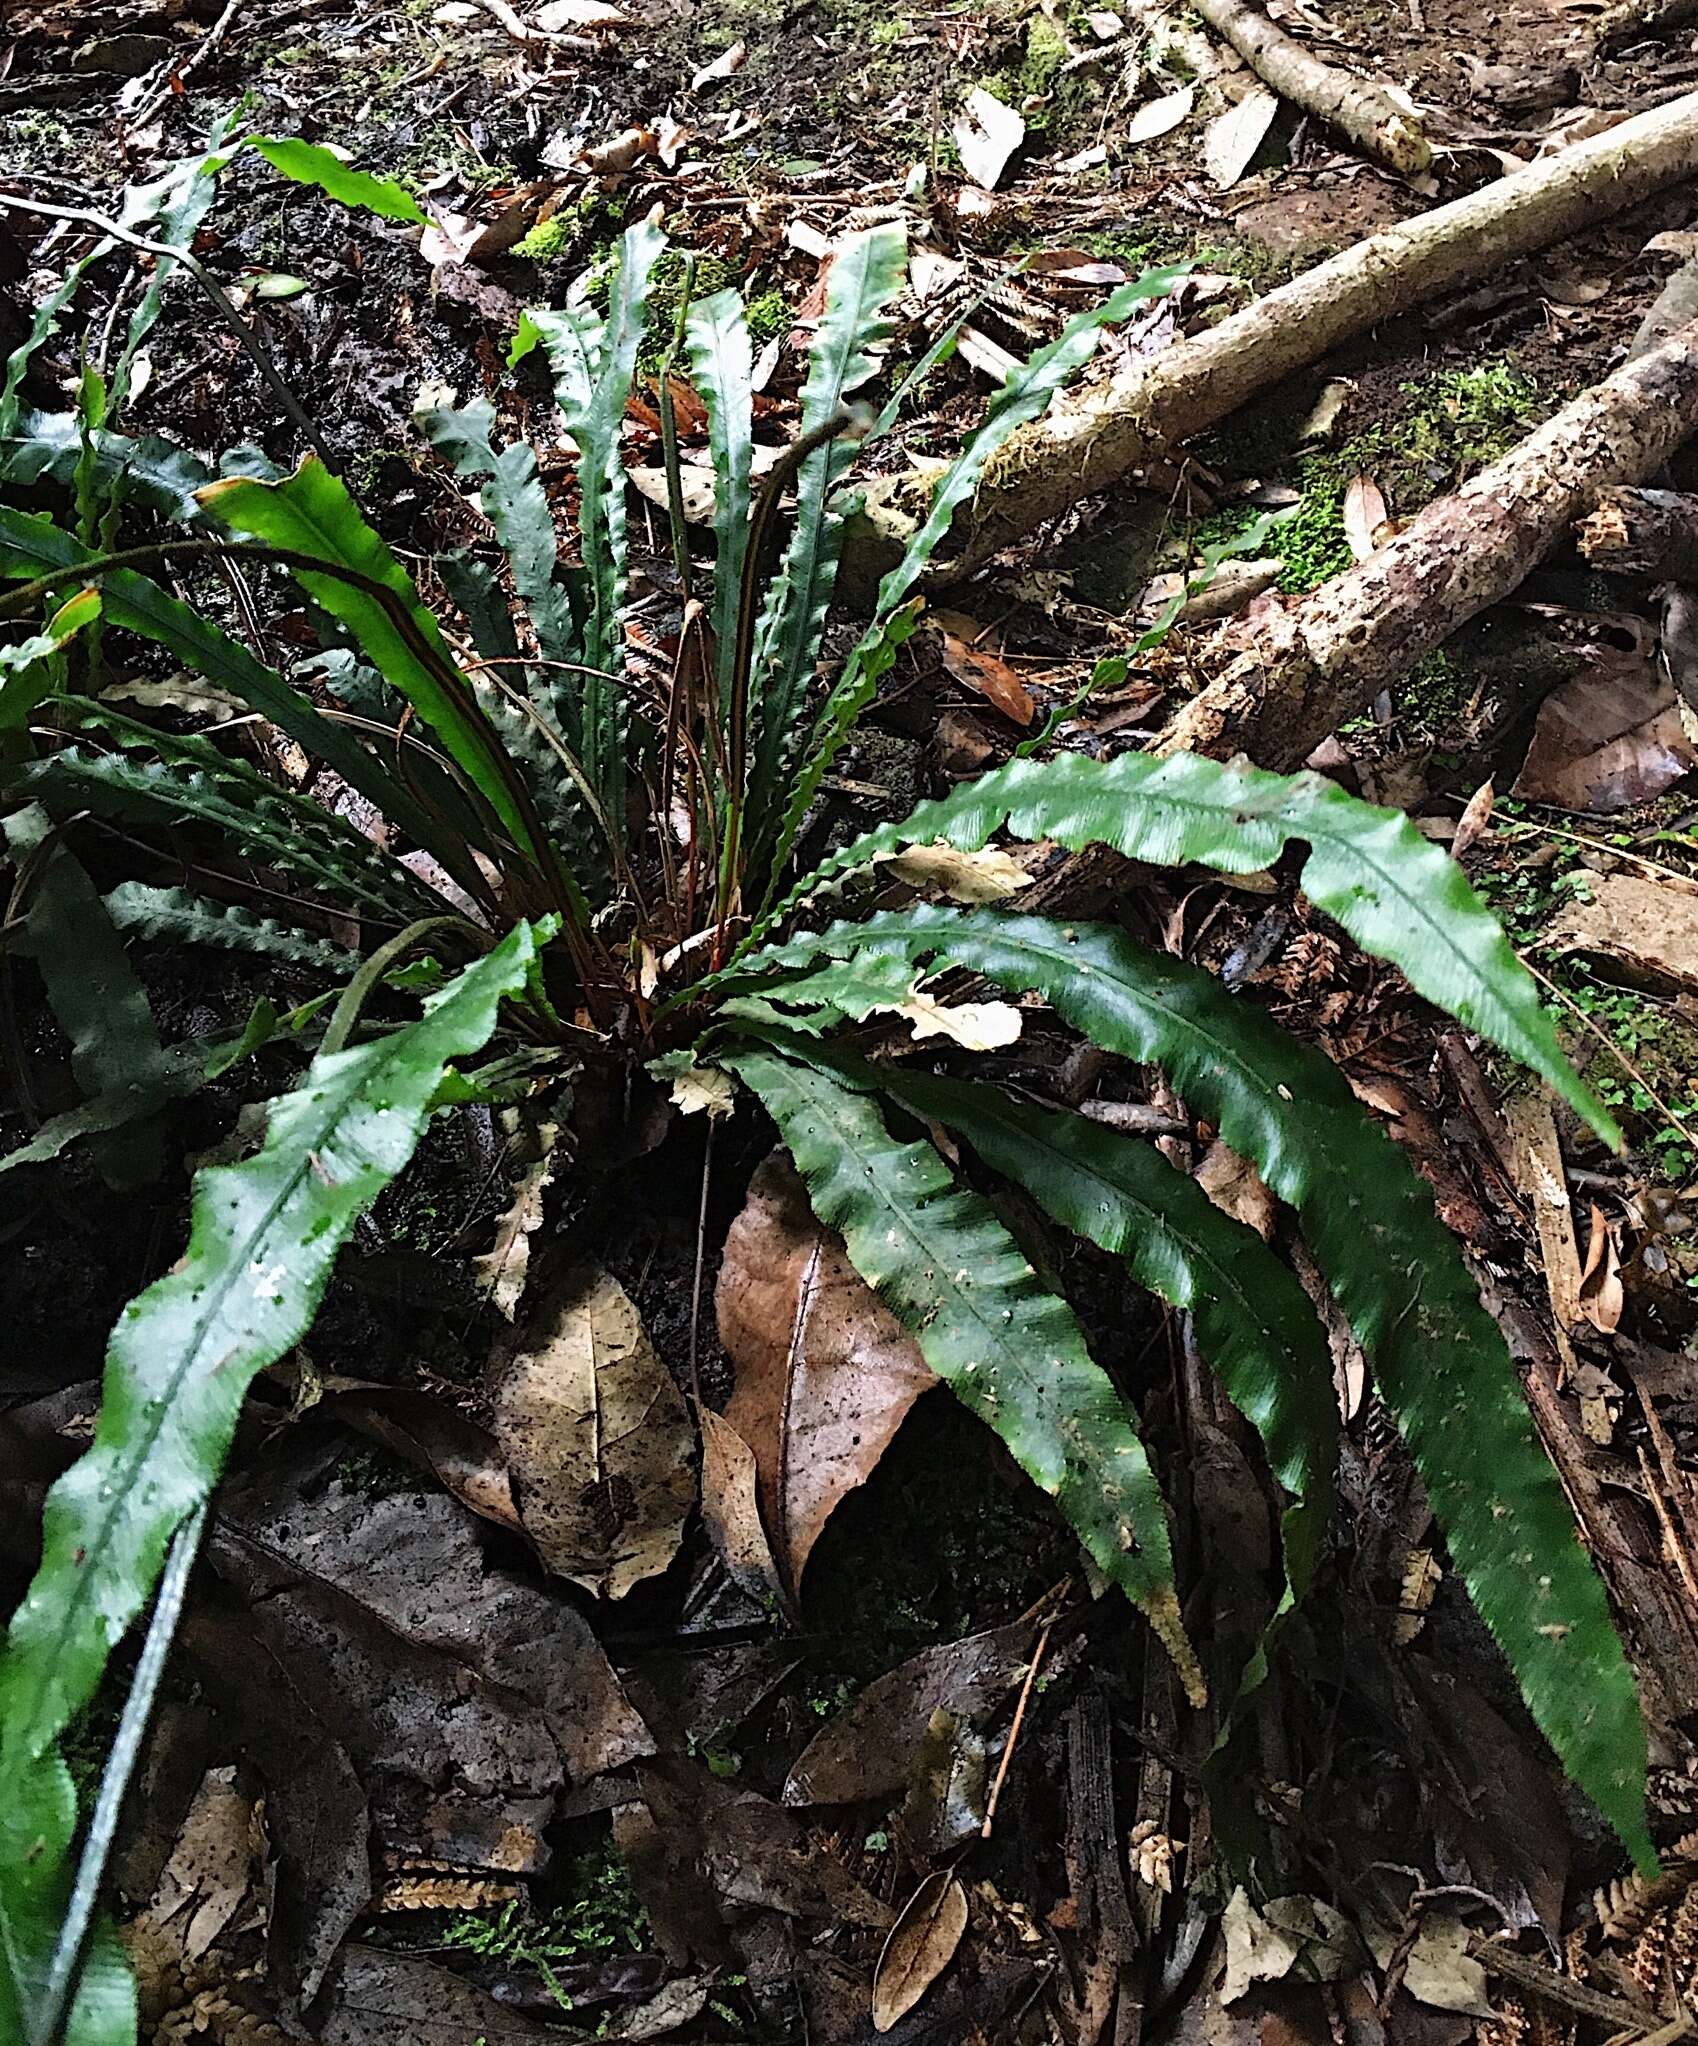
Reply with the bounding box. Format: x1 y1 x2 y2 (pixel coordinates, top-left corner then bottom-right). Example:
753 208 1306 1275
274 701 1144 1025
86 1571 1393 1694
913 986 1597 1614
844 91 1698 587
1189 0 1430 173
1154 318 1698 769
1577 486 1698 581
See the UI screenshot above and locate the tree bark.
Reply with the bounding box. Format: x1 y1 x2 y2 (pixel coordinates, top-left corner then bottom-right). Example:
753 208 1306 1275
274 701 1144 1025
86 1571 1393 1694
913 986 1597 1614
842 91 1698 589
1154 319 1698 769
1577 486 1698 581
1190 0 1431 172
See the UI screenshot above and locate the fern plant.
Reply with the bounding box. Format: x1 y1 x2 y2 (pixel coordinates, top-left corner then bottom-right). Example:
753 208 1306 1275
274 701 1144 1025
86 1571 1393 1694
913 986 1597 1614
0 138 1655 2046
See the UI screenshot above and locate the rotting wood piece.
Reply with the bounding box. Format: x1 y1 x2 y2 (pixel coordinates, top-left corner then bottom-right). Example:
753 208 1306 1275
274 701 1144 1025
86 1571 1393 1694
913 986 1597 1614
839 91 1698 590
1579 488 1698 583
1190 0 1430 172
1153 318 1698 769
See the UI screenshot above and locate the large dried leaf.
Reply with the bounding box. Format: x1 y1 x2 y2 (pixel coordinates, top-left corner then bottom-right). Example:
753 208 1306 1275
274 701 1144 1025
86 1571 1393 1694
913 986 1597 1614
718 1154 937 1600
492 1261 695 1598
785 1620 1035 1805
874 1873 969 2032
1514 656 1697 812
1545 869 1698 996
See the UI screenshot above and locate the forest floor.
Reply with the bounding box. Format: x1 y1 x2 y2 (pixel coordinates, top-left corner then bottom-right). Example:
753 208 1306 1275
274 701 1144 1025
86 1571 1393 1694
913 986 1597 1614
7 0 1698 2042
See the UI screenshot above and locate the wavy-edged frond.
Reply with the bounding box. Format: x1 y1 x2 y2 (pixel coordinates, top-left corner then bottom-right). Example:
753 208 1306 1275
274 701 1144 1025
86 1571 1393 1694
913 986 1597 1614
876 1065 1335 1603
0 922 542 2046
741 222 908 861
720 1034 1204 1704
683 286 755 718
715 902 1650 1865
762 264 1187 892
102 882 359 971
15 706 440 925
753 748 1614 1146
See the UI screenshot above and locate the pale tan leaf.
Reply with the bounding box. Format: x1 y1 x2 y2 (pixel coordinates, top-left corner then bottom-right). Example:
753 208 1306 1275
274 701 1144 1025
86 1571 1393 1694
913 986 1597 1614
668 1060 736 1119
1451 777 1495 858
878 841 1030 903
698 1407 786 1606
1204 84 1279 189
1342 473 1390 562
690 37 746 88
1577 1202 1624 1333
719 1154 936 1600
490 1261 695 1597
934 627 1036 725
474 1120 559 1321
1223 1892 1361 2003
952 87 1025 191
145 1767 258 1961
1195 1139 1276 1241
1128 85 1195 142
1394 1547 1441 1644
1367 1914 1493 2015
874 985 1024 1050
535 0 629 24
873 1873 969 2032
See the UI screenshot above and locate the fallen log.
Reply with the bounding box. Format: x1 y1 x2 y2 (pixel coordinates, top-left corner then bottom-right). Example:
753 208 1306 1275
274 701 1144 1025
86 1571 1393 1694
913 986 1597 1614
843 91 1698 587
1576 486 1698 581
1189 0 1431 173
1153 318 1698 769
1591 0 1698 47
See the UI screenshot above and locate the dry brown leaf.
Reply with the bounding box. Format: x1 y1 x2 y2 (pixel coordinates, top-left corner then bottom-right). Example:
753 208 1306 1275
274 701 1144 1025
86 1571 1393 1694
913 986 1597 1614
719 1155 936 1600
873 1873 970 2032
474 1120 559 1321
1546 869 1698 997
1221 1891 1360 2002
690 37 746 87
1513 655 1698 813
1394 1547 1442 1644
1195 1140 1277 1241
1368 1913 1492 2015
490 1260 695 1598
1578 1202 1624 1333
698 1407 787 1607
667 1060 736 1119
1205 84 1279 189
952 87 1025 190
933 624 1036 726
1342 473 1390 561
1451 777 1495 858
146 1767 257 1960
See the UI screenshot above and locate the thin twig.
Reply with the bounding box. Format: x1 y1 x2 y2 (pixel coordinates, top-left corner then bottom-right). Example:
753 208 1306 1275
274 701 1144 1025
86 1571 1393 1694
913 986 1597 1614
687 1119 715 1410
982 1607 1059 1838
124 0 248 131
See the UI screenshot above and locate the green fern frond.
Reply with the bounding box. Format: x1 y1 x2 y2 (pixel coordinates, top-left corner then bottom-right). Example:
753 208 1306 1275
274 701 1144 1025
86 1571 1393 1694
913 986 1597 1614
720 1034 1205 1704
714 903 1650 1865
753 748 1614 1146
0 921 545 2046
683 286 755 720
101 882 359 971
876 1065 1335 1603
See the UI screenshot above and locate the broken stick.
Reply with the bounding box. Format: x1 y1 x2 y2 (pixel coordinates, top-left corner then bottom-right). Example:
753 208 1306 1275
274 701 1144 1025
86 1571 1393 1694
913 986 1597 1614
842 90 1698 588
1189 0 1430 173
1155 317 1698 769
1577 487 1698 582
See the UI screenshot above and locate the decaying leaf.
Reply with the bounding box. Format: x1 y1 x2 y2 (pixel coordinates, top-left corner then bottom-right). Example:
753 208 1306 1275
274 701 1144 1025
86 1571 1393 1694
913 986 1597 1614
1205 85 1280 189
1342 473 1391 561
1221 1890 1363 2003
474 1118 560 1320
1195 1139 1276 1241
719 1153 937 1599
1451 778 1495 858
878 841 1031 903
668 1059 736 1119
1128 85 1196 142
1394 1548 1442 1644
491 1259 696 1598
930 615 1037 726
953 86 1026 191
873 1872 970 2032
690 37 746 87
1366 1912 1493 2015
1545 869 1698 998
144 1767 258 1962
872 984 1024 1051
1578 1202 1624 1333
698 1406 786 1607
1514 656 1698 812
785 1619 1037 1805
